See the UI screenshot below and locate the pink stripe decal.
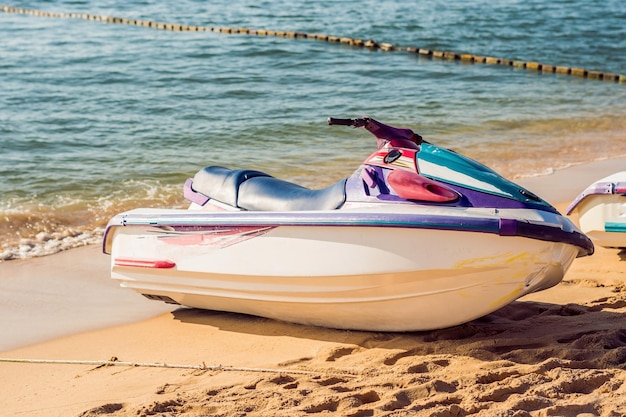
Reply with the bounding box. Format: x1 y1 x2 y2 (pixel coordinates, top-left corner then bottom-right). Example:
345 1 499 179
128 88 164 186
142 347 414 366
157 226 274 248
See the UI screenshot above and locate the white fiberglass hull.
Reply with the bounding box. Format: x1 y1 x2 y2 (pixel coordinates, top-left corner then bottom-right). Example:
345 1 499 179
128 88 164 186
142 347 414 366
575 195 626 248
106 208 581 331
567 171 626 249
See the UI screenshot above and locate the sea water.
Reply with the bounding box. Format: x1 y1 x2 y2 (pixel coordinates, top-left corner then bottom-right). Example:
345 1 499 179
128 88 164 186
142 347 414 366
1 0 625 260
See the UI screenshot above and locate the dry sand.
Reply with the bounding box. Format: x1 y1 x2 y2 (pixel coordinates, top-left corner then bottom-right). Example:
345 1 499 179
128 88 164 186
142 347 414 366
1 159 625 417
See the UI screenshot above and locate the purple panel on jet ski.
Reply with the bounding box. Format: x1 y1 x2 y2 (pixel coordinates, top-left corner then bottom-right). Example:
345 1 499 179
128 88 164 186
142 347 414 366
449 186 545 210
499 218 518 236
184 178 210 206
345 169 555 212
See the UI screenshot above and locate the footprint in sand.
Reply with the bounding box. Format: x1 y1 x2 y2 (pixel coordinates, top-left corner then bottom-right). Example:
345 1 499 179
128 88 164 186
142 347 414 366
379 380 460 412
303 389 380 415
405 359 451 375
587 296 626 311
78 403 124 416
322 345 361 362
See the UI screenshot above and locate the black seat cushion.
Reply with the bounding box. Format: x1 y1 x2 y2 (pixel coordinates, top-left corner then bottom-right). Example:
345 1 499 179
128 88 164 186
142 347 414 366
192 166 271 207
238 177 347 211
191 166 347 211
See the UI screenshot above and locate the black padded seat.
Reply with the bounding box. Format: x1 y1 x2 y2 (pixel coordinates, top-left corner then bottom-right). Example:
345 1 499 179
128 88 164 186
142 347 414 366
191 166 347 211
192 166 271 207
238 176 347 211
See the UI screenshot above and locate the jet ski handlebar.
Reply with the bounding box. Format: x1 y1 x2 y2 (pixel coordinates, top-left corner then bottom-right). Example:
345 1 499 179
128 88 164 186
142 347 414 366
327 117 368 127
327 116 422 150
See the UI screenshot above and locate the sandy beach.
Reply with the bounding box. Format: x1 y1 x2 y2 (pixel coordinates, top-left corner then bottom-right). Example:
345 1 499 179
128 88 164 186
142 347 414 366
1 159 625 417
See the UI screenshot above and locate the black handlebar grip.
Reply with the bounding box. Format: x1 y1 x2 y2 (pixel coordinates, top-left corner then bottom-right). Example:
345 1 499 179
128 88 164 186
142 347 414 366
327 117 356 126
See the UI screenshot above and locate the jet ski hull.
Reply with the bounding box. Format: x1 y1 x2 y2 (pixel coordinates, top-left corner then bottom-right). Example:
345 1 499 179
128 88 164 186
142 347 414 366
104 207 584 331
567 171 626 249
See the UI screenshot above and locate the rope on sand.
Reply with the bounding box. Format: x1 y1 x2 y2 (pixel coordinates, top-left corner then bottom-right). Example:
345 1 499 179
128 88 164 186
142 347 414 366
0 356 357 377
2 4 625 84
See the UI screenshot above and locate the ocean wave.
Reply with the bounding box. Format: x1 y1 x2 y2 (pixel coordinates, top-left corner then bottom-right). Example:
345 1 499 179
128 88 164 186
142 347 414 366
0 229 103 262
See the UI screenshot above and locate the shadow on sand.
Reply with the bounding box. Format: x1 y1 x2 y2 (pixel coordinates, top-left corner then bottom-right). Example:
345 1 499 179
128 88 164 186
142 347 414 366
172 295 626 370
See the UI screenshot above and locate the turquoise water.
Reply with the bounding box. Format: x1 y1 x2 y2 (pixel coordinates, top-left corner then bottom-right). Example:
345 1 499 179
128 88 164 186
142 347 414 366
1 0 625 260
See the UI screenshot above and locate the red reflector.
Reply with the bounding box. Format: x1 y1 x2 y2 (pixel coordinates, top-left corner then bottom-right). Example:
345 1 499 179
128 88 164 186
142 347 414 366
114 258 176 269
